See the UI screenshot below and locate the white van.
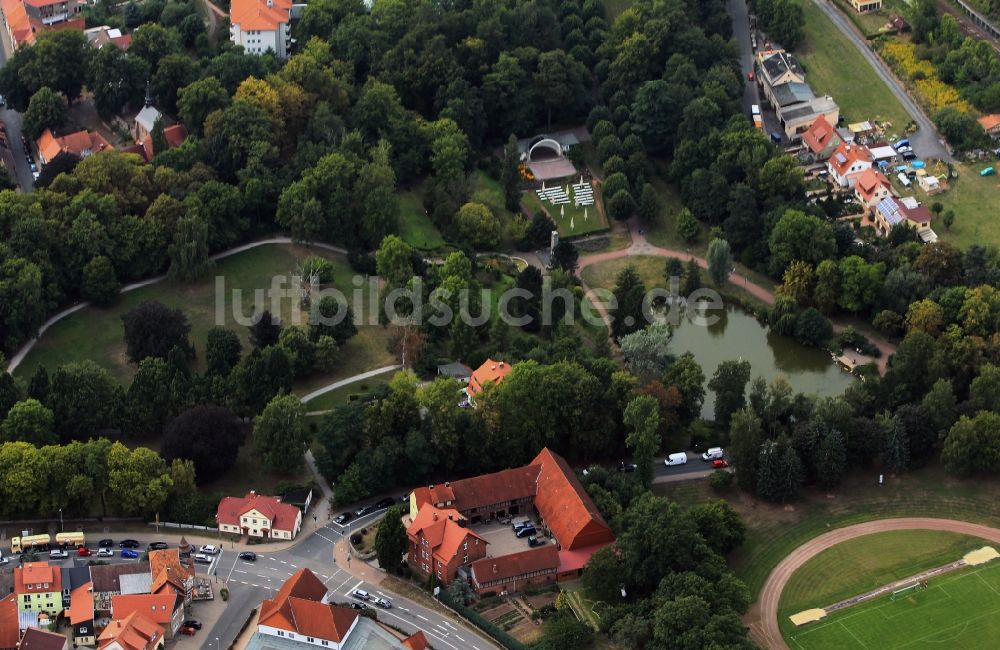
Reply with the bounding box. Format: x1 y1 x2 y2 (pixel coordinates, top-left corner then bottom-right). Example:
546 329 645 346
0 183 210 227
664 453 688 466
897 172 911 188
751 104 761 116
702 447 725 461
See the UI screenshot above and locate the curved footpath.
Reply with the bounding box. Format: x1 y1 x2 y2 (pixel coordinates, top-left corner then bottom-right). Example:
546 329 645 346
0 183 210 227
746 517 1000 649
576 219 896 373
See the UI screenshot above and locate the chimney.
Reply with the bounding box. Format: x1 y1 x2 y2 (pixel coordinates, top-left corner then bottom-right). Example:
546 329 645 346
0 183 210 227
448 514 453 521
432 513 438 522
445 482 450 487
493 564 497 574
429 485 434 490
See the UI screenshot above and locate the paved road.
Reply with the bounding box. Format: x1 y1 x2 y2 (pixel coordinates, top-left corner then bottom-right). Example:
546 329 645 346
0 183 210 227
812 0 952 162
745 517 1000 649
0 20 34 191
730 0 760 116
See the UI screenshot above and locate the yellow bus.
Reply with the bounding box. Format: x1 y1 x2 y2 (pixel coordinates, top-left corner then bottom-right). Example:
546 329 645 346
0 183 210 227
55 532 85 548
11 534 51 554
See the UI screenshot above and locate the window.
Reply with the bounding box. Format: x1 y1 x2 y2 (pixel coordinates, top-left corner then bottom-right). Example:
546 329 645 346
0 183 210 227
307 637 314 642
277 630 284 637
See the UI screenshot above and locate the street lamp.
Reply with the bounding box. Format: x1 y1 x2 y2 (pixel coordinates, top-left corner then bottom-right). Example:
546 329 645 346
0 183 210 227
58 509 63 533
215 637 220 650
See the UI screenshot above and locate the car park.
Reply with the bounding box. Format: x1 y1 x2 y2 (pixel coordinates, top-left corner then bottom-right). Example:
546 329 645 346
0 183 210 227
121 549 140 559
335 512 352 525
238 552 257 561
374 597 392 609
702 447 725 461
98 539 113 548
77 547 92 557
198 545 218 555
193 553 211 564
352 589 371 601
147 542 168 550
374 497 395 510
515 525 536 538
712 459 730 469
119 539 140 549
182 620 202 630
48 549 68 559
97 548 114 558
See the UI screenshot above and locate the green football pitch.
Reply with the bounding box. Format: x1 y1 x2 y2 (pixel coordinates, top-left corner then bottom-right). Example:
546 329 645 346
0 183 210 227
788 562 1000 649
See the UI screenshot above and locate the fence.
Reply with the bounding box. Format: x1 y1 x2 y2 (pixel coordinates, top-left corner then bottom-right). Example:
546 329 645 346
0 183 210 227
150 522 219 533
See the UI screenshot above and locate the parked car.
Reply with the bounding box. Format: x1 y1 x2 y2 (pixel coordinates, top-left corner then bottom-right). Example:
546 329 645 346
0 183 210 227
528 536 544 547
119 539 140 549
48 549 68 559
374 597 392 609
121 549 140 559
512 519 532 532
199 545 219 555
515 526 537 538
97 548 114 558
238 552 257 562
147 542 168 550
618 462 637 473
335 512 353 525
193 553 211 564
0 557 8 566
98 539 114 548
702 447 725 461
354 504 375 517
665 452 688 466
747 70 754 81
182 620 202 630
178 626 197 636
77 547 92 557
374 497 395 510
712 459 730 469
352 589 371 601
349 602 368 610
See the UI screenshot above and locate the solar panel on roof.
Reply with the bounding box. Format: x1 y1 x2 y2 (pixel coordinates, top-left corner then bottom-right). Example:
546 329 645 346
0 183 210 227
834 153 847 164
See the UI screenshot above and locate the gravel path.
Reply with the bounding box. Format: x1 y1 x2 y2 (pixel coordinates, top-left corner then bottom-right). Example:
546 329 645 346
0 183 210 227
745 517 1000 649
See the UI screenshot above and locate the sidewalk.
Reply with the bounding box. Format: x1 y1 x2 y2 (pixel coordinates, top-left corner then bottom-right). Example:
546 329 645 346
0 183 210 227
333 535 385 587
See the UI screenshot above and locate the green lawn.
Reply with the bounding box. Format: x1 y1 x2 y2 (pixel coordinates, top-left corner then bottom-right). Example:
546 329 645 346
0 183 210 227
302 371 394 412
653 465 1000 600
471 170 514 218
780 530 986 617
796 0 913 131
786 561 1000 649
929 162 1000 249
581 255 673 291
398 190 446 251
15 244 396 387
524 187 609 238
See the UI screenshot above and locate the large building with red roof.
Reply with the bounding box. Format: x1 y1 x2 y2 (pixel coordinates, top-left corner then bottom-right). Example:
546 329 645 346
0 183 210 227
14 562 61 616
0 594 18 650
406 506 488 586
112 593 182 639
408 448 615 592
1 0 85 49
35 128 113 166
216 490 303 540
97 611 164 650
801 115 842 161
229 0 291 59
827 142 873 188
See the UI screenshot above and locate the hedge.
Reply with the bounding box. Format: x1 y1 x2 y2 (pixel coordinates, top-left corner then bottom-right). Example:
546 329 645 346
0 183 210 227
436 591 534 650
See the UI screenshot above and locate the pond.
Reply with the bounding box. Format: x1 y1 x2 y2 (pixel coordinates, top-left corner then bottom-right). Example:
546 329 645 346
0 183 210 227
667 302 856 420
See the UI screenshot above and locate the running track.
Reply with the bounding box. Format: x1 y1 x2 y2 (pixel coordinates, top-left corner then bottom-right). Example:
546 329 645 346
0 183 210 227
746 517 1000 649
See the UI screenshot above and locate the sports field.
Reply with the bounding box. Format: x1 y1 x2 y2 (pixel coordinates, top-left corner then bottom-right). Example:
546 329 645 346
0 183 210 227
786 560 1000 649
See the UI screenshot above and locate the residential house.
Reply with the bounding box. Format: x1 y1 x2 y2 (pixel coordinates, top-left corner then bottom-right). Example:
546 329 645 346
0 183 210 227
111 594 182 640
470 546 560 595
756 50 805 107
16 628 66 650
827 143 873 188
0 0 85 49
96 611 164 650
250 568 427 650
229 0 291 59
466 358 513 403
801 115 842 160
873 196 935 241
280 487 314 513
437 362 473 383
14 563 62 616
35 128 113 166
90 563 151 613
0 594 18 650
849 0 881 12
69 583 95 647
979 114 1000 138
771 81 815 110
776 96 840 140
60 566 90 610
854 168 892 209
148 549 194 606
406 506 488 586
84 25 130 49
216 491 303 540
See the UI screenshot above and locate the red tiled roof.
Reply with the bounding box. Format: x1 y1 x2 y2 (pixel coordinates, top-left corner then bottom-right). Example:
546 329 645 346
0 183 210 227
448 466 538 513
828 143 872 177
69 583 94 625
148 549 192 597
801 115 838 155
15 562 60 595
855 168 891 203
98 611 164 650
0 594 18 649
110 33 131 50
471 546 559 585
259 569 357 643
530 449 614 550
411 484 457 510
36 128 113 162
112 593 179 625
230 0 290 31
557 543 610 574
467 358 513 398
904 204 932 224
216 492 301 532
406 505 487 565
163 124 187 148
979 114 1000 131
402 630 429 650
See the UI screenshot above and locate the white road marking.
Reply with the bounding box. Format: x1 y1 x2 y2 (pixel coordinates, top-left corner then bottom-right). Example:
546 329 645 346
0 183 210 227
333 576 354 593
233 569 247 574
280 560 288 564
416 614 428 621
444 621 457 630
455 635 465 642
378 611 460 650
314 532 338 545
343 580 363 598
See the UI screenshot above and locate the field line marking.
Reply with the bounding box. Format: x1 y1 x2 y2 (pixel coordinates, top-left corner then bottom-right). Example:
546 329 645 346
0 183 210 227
974 572 1000 599
840 621 869 649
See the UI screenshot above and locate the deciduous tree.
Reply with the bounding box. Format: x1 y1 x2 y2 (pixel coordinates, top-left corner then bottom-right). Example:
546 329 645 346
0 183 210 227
253 394 307 475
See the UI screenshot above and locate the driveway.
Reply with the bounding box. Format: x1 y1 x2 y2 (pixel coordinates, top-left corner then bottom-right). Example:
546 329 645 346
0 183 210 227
812 0 952 161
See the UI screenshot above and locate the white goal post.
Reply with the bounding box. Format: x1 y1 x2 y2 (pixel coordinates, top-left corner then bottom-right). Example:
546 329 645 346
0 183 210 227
890 581 926 600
